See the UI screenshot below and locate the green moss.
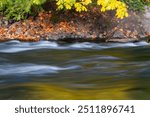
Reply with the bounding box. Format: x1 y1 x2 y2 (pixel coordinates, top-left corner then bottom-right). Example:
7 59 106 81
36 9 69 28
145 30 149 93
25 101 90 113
122 0 149 11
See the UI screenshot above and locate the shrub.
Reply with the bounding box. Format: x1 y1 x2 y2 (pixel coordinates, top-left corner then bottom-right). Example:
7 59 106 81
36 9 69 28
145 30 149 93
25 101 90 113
56 0 128 19
122 0 150 11
0 0 149 20
0 0 46 20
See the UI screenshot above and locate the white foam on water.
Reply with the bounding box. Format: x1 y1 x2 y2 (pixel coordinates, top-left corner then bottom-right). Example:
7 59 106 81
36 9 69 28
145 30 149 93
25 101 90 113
3 40 21 45
107 43 137 48
0 40 149 53
0 47 34 53
0 64 80 76
32 41 59 48
109 41 149 48
69 42 101 49
68 41 149 49
0 41 60 53
135 41 149 46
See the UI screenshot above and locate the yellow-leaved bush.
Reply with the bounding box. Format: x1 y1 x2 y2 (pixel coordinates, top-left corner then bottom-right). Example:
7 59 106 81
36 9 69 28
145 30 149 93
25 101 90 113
56 0 128 19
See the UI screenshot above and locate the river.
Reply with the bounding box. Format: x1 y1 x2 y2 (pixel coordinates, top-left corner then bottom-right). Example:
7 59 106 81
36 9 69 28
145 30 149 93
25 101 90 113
0 40 150 99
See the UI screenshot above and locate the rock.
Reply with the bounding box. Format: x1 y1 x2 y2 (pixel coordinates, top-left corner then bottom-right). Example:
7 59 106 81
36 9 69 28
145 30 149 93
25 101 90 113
4 20 9 26
1 8 150 42
16 28 22 34
143 6 150 19
141 6 150 36
113 30 125 38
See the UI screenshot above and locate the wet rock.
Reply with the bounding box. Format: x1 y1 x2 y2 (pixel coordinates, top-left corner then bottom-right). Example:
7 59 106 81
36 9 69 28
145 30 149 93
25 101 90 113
107 38 138 43
148 38 150 43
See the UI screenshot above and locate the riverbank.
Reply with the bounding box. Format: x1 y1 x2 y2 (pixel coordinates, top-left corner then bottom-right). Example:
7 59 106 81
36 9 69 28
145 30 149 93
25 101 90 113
0 7 150 43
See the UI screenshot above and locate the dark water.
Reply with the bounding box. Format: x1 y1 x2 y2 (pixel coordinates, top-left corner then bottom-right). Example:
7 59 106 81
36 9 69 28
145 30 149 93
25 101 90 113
0 40 150 99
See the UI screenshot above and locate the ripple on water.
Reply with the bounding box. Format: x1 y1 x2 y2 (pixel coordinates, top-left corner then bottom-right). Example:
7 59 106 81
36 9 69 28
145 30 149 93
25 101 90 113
0 64 81 76
69 55 120 63
0 41 149 53
0 40 150 99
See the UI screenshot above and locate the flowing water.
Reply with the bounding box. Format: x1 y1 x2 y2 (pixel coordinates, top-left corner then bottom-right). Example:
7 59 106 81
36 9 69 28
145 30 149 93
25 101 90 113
0 40 150 99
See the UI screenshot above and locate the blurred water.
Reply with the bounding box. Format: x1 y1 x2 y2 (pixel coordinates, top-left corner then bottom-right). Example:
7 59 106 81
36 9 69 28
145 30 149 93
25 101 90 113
0 40 150 99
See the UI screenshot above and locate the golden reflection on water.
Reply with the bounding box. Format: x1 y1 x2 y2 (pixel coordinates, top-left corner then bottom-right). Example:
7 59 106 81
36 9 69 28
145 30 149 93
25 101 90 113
0 43 150 100
8 81 138 100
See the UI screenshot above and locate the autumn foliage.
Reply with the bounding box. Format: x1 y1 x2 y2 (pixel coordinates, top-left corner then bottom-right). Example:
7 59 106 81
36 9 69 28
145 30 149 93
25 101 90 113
0 0 149 20
56 0 128 19
0 0 126 20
